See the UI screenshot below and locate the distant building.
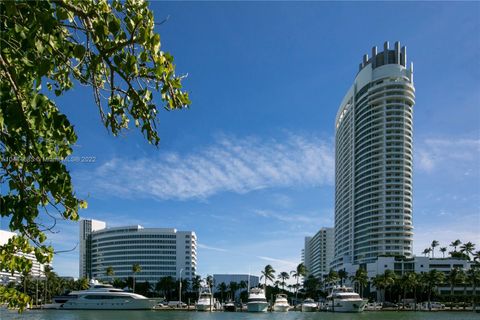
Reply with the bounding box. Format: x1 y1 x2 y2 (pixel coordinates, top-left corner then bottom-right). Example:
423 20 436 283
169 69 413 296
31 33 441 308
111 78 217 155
342 256 476 296
334 41 415 269
303 227 334 278
0 230 45 284
79 219 197 283
212 274 259 297
79 219 106 280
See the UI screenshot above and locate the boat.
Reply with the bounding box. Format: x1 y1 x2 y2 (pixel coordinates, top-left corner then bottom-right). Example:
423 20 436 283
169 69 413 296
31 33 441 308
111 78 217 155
325 286 366 312
195 286 214 311
52 283 158 310
246 287 269 312
301 298 318 312
223 300 236 312
272 293 290 312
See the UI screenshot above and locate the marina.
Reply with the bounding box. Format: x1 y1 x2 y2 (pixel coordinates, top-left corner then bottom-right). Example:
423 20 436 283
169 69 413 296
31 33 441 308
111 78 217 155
1 309 479 320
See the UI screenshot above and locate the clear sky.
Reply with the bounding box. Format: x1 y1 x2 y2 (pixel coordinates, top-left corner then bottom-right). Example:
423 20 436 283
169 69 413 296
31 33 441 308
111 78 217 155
4 1 479 279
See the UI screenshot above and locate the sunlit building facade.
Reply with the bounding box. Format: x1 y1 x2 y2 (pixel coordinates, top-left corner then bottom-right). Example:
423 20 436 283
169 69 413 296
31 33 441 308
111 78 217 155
303 227 334 278
79 219 197 283
333 41 415 269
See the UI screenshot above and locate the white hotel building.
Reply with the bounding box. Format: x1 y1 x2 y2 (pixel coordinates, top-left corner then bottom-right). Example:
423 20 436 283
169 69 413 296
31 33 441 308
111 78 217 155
334 41 415 269
79 219 197 283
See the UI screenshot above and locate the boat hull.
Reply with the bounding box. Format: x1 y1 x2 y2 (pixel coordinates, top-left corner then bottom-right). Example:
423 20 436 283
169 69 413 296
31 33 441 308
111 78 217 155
247 302 269 312
196 303 213 311
273 304 290 312
327 299 366 312
61 299 158 310
301 304 317 312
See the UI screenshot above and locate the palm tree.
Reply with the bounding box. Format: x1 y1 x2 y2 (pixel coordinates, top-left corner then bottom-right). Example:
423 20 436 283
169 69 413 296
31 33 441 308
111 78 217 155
106 266 114 283
450 239 462 252
422 248 432 257
460 242 475 260
440 247 447 258
228 281 238 301
338 269 348 286
205 275 214 290
260 264 275 289
400 272 419 310
216 282 227 303
303 275 320 298
474 251 480 263
431 240 439 258
277 272 289 292
422 269 445 311
351 268 368 298
132 263 141 293
326 269 339 286
371 270 396 302
447 267 462 310
467 268 480 312
191 275 202 298
290 263 307 302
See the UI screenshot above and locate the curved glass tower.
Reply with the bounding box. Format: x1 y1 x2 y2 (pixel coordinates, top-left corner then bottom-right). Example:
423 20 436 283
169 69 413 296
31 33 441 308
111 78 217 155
333 41 415 268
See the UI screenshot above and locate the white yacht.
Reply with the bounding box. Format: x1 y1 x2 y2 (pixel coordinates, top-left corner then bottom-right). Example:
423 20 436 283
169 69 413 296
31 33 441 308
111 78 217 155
272 293 290 312
325 286 366 312
195 286 214 311
246 287 269 312
301 298 318 312
52 283 158 310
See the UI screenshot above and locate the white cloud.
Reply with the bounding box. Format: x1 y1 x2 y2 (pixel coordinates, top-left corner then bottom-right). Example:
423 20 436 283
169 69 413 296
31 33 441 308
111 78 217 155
76 133 334 201
415 138 480 173
257 256 297 269
197 243 229 252
253 209 326 225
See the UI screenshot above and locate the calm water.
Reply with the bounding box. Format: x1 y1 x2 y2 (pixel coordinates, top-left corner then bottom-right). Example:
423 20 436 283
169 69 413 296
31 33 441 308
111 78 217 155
1 310 479 320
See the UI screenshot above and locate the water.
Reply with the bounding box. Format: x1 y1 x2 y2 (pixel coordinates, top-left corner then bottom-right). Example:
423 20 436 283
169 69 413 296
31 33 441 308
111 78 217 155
1 310 478 320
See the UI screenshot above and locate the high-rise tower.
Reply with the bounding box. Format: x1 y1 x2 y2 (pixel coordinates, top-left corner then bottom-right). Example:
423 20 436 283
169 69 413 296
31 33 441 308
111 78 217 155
333 41 415 269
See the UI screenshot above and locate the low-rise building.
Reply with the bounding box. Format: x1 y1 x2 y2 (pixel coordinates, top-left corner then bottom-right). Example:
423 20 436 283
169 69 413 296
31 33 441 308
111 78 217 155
0 230 46 284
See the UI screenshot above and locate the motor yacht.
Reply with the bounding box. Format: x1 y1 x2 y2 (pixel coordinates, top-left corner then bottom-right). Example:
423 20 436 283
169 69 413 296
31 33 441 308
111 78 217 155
223 300 236 312
246 287 268 312
52 283 158 310
301 298 318 312
195 286 214 311
325 286 366 312
272 293 290 312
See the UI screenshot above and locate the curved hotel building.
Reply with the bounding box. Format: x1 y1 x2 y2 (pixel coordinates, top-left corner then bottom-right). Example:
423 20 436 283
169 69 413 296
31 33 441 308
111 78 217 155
334 41 415 268
80 219 197 283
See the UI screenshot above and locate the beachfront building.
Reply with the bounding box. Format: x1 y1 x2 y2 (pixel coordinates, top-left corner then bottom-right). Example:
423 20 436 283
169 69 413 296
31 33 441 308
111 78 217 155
342 255 476 296
333 41 415 269
0 230 46 284
79 219 197 283
303 227 334 278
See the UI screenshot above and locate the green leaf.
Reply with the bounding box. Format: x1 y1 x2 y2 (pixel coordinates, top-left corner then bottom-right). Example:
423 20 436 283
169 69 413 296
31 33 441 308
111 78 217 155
73 45 86 59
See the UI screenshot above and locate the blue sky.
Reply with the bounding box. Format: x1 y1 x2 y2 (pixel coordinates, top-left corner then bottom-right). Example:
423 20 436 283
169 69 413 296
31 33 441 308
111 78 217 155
3 2 479 278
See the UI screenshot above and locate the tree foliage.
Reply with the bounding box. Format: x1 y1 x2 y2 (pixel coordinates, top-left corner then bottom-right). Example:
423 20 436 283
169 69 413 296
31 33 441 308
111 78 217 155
0 0 190 310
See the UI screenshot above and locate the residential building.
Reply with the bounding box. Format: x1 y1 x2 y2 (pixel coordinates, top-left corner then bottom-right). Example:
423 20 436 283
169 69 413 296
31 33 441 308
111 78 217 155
0 230 46 284
303 227 334 278
79 219 197 283
333 41 415 269
79 219 106 279
341 255 476 296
